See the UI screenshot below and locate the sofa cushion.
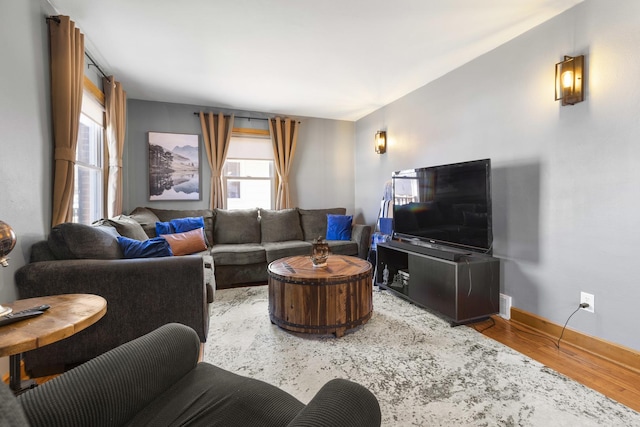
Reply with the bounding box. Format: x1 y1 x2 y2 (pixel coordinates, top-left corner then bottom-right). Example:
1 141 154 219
128 207 161 239
260 209 303 243
117 236 173 259
326 240 359 256
106 215 149 241
210 243 266 265
326 214 353 240
161 228 208 256
299 208 346 241
214 209 260 244
124 363 305 427
150 208 215 247
29 241 57 262
48 223 122 260
262 241 312 263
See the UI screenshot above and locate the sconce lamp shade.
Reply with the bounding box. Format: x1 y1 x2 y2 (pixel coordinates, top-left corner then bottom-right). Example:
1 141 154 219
555 55 584 106
375 131 387 154
0 220 16 267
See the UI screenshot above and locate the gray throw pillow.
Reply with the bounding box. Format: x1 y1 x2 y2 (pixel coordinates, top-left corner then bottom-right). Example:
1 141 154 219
214 208 260 244
48 223 122 260
260 209 303 243
299 208 346 241
128 207 161 238
108 215 149 241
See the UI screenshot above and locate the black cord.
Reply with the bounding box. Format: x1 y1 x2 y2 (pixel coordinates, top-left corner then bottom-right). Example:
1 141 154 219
472 316 496 333
509 321 559 348
556 304 584 349
474 315 566 349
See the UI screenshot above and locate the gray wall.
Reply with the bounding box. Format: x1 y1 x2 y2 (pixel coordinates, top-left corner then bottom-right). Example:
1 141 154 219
355 0 640 351
0 0 57 374
0 0 54 304
125 100 358 219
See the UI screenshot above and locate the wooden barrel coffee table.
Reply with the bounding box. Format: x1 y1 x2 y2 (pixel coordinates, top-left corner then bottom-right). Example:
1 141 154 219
268 255 373 337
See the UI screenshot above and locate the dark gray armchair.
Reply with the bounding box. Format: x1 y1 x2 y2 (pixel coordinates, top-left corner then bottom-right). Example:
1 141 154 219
1 323 381 427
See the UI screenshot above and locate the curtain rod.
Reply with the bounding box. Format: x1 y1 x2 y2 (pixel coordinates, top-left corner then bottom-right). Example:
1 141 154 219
192 113 268 122
46 16 112 83
85 52 111 82
192 112 300 123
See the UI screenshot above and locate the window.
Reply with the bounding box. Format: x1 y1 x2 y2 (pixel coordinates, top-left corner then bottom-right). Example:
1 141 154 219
73 91 105 224
227 180 241 199
222 135 274 210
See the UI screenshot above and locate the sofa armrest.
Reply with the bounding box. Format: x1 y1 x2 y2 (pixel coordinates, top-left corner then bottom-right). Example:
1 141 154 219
351 224 372 259
18 323 200 427
287 378 381 427
15 256 209 375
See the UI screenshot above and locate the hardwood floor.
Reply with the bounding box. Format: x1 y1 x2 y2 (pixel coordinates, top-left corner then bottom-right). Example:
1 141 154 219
469 316 640 413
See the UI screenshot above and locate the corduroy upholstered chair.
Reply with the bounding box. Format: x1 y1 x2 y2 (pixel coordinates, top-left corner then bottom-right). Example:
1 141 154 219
1 323 381 427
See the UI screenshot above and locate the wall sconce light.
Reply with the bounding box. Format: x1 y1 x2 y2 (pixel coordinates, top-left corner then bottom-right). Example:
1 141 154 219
555 55 584 106
375 131 387 154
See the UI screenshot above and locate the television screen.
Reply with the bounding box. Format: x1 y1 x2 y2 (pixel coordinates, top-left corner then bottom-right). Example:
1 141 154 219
392 159 492 253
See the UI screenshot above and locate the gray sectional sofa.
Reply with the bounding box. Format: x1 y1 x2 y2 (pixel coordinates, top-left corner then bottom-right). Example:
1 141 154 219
128 206 372 288
14 206 370 376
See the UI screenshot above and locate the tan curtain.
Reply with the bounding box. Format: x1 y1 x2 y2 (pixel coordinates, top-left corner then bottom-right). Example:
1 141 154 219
49 16 85 226
199 112 234 209
104 76 127 218
269 117 299 209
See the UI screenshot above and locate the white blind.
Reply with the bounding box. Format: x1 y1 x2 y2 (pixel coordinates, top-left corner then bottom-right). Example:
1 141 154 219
82 91 104 125
227 136 273 160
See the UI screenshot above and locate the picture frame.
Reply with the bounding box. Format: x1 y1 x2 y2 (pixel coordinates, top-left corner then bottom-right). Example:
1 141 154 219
148 132 201 201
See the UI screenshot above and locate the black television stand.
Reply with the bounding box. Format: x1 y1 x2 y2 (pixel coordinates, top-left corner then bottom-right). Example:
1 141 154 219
375 241 500 324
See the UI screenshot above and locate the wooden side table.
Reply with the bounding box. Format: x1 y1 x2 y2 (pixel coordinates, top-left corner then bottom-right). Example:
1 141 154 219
0 294 107 394
268 255 373 337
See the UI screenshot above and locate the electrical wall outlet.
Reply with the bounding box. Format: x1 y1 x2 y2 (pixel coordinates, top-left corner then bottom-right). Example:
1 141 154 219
499 294 512 320
580 292 595 313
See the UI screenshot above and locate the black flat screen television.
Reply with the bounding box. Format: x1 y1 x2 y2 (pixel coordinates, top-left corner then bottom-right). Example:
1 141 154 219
392 158 492 254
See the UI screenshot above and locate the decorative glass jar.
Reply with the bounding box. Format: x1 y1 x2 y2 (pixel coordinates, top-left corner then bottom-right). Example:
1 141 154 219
311 237 330 267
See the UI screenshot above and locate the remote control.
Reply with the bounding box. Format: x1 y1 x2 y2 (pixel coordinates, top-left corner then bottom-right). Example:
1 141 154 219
24 304 50 313
3 305 50 317
0 310 45 327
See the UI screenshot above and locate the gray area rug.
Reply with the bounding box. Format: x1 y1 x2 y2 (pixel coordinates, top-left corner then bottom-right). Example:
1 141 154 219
203 285 639 426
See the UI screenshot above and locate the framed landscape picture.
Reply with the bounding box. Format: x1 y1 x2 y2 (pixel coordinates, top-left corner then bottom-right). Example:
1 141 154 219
148 132 200 201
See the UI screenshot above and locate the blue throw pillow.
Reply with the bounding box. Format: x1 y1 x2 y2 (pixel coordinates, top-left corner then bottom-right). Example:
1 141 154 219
170 216 205 233
155 221 173 236
117 236 173 259
326 214 353 241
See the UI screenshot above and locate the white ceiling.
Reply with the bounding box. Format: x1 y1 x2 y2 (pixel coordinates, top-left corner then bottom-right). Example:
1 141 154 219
49 0 583 121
